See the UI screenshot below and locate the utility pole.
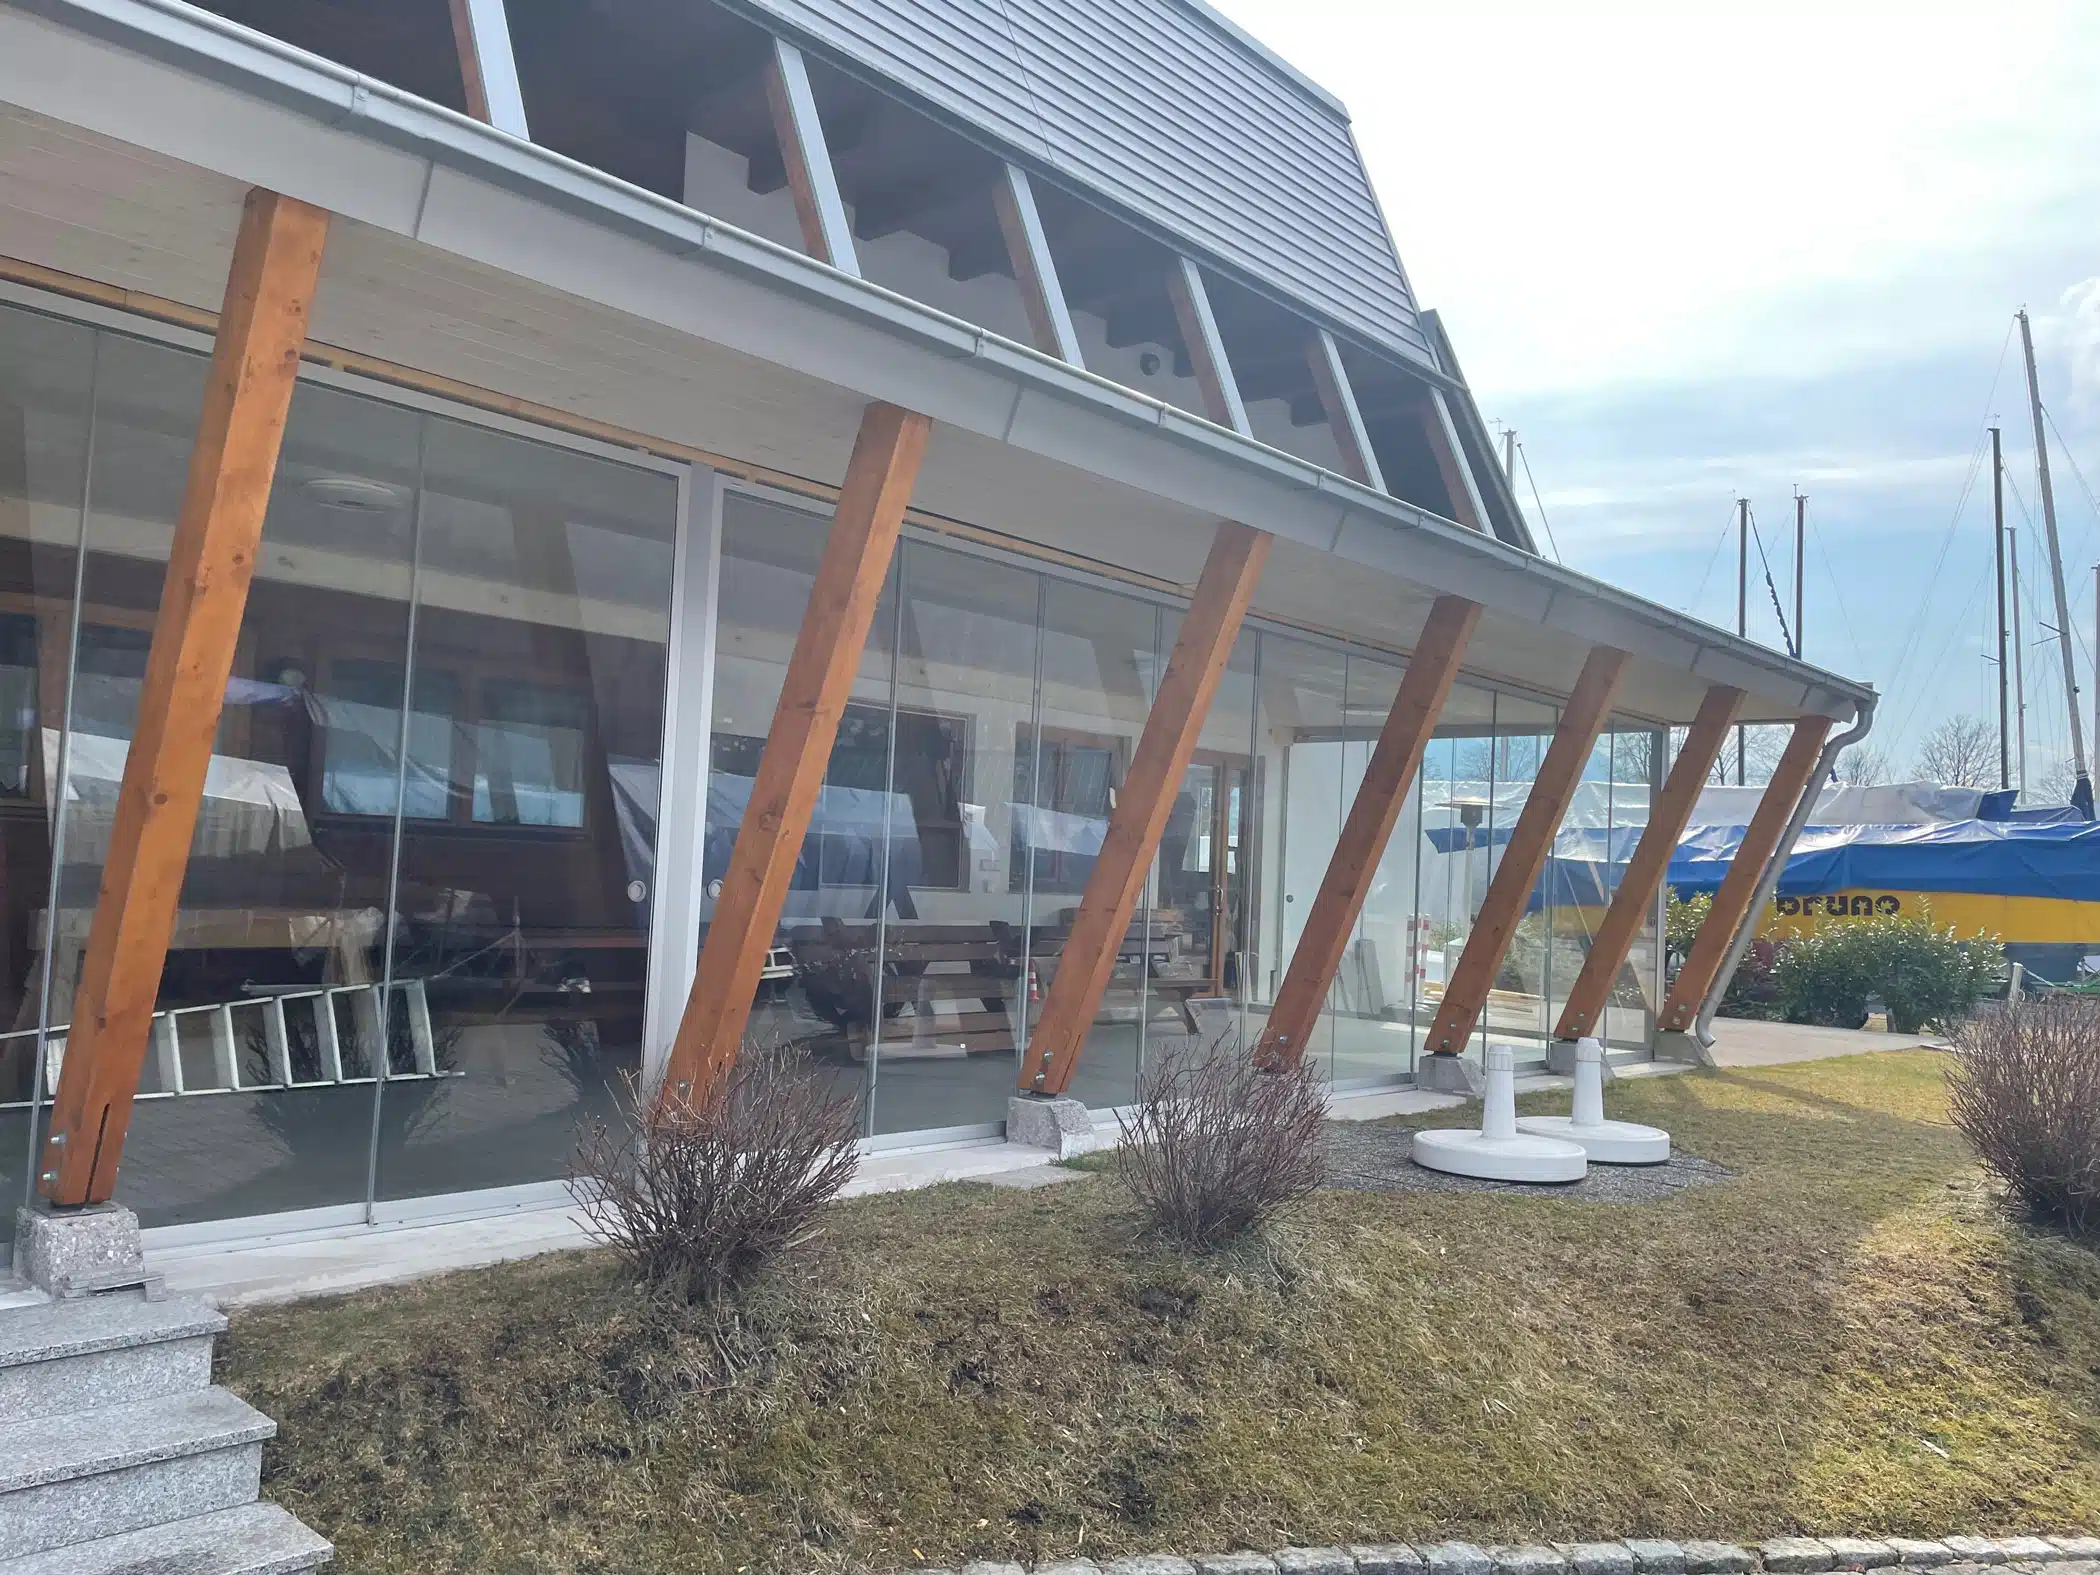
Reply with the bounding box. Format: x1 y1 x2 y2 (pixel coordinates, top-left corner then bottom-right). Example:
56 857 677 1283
1792 490 1805 660
2018 307 2091 815
1736 496 1749 784
1503 426 1517 483
2012 529 2028 797
1993 426 2009 790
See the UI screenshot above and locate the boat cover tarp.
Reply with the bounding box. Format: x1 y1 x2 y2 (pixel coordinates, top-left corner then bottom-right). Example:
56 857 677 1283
1539 819 2100 907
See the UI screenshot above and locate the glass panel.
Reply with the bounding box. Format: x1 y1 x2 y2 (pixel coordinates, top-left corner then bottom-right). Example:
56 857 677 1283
1244 632 1348 1077
48 343 421 1227
1157 625 1257 1054
1476 695 1557 1064
1029 578 1161 1109
373 414 677 1202
865 539 1039 1135
704 493 890 1118
0 304 96 1243
1604 729 1664 1051
1543 733 1618 1048
1336 652 1425 1084
1416 680 1494 1058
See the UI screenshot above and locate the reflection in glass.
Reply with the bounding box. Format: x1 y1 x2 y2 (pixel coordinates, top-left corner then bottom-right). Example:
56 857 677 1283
374 414 677 1203
68 346 420 1226
1246 633 1348 1076
0 304 95 1244
866 539 1040 1134
1031 579 1161 1109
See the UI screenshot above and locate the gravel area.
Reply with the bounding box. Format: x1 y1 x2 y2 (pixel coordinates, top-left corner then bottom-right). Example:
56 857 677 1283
1320 1121 1733 1203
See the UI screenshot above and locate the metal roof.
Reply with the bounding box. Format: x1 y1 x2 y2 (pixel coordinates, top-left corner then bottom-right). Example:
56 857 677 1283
720 0 1434 367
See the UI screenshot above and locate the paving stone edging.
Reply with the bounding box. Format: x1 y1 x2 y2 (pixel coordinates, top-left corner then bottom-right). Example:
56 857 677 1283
918 1534 2100 1575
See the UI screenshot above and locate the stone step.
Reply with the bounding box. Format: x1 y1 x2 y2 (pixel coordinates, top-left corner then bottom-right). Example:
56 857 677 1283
0 1387 272 1560
0 1500 332 1575
0 1293 225 1423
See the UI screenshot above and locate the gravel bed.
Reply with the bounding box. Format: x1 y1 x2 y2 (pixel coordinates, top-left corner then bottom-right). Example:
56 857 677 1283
1320 1121 1733 1203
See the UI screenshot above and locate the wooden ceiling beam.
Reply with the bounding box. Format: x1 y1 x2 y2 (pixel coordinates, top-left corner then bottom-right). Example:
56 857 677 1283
1166 257 1250 435
1306 328 1385 491
993 164 1085 365
762 38 860 273
448 0 531 138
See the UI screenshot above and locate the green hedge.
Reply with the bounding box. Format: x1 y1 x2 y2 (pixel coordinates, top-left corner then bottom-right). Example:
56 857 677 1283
1665 891 2003 1032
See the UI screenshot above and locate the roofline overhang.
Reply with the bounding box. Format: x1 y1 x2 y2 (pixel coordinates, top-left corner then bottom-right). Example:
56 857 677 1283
1 0 1875 725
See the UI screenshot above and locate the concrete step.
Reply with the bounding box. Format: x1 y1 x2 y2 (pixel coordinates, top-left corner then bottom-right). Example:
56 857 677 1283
0 1387 272 1560
0 1500 332 1575
0 1293 224 1422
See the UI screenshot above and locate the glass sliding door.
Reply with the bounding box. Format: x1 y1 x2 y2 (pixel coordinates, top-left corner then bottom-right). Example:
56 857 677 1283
1335 651 1425 1084
1155 626 1257 1057
54 341 421 1227
1029 578 1162 1108
1246 632 1348 1076
373 413 678 1203
0 304 96 1242
867 539 1040 1134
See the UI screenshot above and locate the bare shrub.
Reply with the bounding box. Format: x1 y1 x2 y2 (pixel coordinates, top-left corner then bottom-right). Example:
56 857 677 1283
1948 997 2100 1235
1114 1026 1326 1249
571 1039 860 1302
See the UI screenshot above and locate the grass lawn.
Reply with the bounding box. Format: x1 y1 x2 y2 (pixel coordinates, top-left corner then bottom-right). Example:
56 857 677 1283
218 1050 2100 1574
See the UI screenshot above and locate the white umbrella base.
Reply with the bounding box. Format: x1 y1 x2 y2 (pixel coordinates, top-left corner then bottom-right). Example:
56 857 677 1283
1515 1115 1671 1165
1412 1127 1588 1183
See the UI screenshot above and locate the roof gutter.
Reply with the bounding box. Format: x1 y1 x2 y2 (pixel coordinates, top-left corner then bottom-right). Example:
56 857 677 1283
1692 697 1879 1047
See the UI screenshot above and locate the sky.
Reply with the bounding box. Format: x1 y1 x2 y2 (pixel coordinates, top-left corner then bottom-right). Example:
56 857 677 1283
1211 0 2100 789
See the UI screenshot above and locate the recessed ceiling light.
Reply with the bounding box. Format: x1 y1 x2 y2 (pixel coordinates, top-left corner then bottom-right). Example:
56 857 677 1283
303 476 406 512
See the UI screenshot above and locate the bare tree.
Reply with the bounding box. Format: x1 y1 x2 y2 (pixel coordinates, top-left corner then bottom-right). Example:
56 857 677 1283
2036 755 2082 805
1914 713 1999 788
1839 743 1892 787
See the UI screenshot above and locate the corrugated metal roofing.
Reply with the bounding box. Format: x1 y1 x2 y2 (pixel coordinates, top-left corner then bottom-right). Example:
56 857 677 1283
721 0 1432 366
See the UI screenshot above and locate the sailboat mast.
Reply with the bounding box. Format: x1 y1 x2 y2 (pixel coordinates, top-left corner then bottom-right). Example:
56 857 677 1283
2012 529 2028 795
1993 426 2009 789
2018 307 2091 810
1736 496 1748 784
1793 490 1805 659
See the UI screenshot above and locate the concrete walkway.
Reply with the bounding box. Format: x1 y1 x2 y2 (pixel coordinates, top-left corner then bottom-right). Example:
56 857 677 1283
1704 1016 1945 1067
142 1023 1917 1308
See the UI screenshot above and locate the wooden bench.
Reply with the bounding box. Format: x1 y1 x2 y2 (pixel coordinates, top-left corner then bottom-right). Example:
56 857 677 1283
788 920 1022 1060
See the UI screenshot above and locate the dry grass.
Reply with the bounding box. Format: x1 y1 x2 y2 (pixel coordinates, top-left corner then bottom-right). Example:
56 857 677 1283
218 1051 2100 1574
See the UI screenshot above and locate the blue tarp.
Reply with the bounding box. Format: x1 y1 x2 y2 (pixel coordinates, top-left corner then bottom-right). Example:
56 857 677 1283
1538 819 2100 906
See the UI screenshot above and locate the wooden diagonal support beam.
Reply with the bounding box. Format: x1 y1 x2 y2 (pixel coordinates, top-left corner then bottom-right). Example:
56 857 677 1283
764 37 861 276
1020 521 1273 1096
664 403 930 1099
1255 596 1480 1069
448 0 530 139
1165 257 1251 435
1420 389 1488 532
1305 329 1384 491
1422 645 1631 1059
1552 684 1743 1042
1656 714 1831 1033
39 189 330 1206
993 164 1084 367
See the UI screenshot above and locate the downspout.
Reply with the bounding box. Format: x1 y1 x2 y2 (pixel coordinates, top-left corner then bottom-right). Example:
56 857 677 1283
1692 698 1877 1046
